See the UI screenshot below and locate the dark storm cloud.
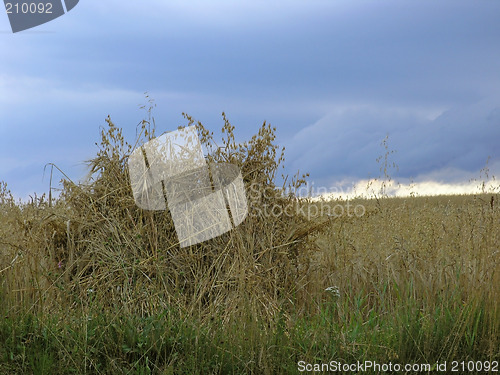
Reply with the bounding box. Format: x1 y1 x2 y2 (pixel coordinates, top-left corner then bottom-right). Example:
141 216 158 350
285 97 500 187
1 0 500 198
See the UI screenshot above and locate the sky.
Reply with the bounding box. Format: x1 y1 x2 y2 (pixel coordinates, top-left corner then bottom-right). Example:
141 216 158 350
1 0 499 200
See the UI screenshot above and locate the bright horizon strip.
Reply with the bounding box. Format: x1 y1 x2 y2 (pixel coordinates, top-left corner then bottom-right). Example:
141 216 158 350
7 177 500 204
310 179 500 201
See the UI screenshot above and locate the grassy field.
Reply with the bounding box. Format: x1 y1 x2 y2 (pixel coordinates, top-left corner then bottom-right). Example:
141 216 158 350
0 114 499 374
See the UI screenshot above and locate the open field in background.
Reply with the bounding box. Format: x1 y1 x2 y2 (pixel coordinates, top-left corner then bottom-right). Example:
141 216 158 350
0 113 499 374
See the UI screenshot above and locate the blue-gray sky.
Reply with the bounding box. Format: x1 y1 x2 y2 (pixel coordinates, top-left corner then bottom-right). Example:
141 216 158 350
1 0 499 199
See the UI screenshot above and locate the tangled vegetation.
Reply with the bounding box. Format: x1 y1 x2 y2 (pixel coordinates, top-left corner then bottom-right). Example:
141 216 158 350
0 104 498 374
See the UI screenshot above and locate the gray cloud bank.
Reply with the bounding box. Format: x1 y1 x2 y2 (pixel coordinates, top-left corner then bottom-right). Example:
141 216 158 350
1 0 500 199
285 97 500 189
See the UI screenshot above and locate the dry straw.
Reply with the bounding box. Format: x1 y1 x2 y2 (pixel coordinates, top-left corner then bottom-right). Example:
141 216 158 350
0 109 323 324
0 105 498 370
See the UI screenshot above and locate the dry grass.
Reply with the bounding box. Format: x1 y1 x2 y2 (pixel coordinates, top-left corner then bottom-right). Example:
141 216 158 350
0 110 320 321
0 107 498 373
